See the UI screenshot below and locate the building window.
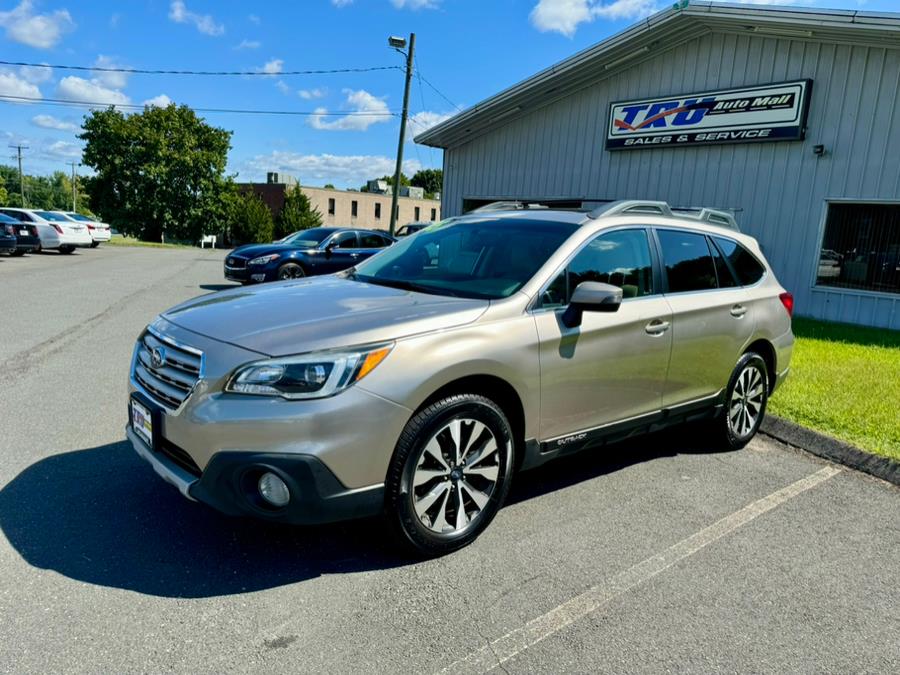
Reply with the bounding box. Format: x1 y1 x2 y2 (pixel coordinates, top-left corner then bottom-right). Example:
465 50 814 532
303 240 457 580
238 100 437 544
415 206 420 221
328 198 335 216
351 200 358 218
431 208 437 221
816 202 900 295
375 203 381 219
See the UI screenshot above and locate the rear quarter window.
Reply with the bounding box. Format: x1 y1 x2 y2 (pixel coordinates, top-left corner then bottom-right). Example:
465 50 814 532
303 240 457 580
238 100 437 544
712 236 766 286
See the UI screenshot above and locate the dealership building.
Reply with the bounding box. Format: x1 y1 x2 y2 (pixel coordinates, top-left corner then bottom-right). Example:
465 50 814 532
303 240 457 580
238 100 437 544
417 2 900 329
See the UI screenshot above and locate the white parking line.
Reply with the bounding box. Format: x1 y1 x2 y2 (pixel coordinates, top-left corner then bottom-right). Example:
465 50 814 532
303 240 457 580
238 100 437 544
439 465 842 674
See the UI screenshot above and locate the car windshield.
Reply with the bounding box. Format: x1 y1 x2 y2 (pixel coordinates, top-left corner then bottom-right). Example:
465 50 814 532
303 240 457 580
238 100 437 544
36 211 68 221
281 228 335 248
350 216 578 299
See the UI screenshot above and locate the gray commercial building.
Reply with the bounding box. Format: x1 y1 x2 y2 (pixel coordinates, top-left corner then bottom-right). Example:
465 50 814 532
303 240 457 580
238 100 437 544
417 2 900 329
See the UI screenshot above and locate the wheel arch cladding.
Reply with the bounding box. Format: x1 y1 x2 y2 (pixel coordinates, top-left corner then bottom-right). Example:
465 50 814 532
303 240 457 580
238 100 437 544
418 375 526 468
744 338 776 393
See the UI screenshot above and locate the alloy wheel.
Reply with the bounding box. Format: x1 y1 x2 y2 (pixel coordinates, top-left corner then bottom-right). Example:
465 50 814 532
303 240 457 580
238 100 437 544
729 364 766 438
411 418 501 535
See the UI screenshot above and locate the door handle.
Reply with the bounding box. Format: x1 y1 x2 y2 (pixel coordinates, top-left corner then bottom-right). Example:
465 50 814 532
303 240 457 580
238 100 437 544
645 319 670 335
730 304 747 318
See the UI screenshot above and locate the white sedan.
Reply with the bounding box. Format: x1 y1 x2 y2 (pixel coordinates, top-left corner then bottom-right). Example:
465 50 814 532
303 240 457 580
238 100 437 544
0 208 92 253
57 211 112 247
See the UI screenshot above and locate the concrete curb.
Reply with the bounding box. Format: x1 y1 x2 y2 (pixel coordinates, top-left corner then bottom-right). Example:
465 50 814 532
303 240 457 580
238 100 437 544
760 415 900 487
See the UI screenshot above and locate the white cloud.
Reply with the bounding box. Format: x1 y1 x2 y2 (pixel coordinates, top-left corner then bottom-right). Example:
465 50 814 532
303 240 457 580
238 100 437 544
168 1 224 36
143 94 173 107
32 114 77 131
248 13 260 24
18 62 52 84
44 139 82 159
332 0 354 6
109 12 121 28
390 0 440 8
409 110 454 135
259 58 283 75
57 76 130 106
298 88 326 100
530 0 657 37
310 89 391 131
275 80 290 95
0 0 74 48
92 55 129 89
235 38 260 49
243 151 421 187
0 70 42 101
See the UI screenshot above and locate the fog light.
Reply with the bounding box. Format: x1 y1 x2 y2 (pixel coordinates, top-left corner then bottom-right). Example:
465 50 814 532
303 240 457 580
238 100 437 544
258 472 290 507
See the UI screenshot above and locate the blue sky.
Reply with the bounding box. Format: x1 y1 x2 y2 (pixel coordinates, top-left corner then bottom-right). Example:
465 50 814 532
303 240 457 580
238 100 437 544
0 0 893 188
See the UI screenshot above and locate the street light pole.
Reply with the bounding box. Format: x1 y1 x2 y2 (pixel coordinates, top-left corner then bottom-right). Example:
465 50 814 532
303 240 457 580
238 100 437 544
9 144 27 206
68 161 79 211
388 32 415 238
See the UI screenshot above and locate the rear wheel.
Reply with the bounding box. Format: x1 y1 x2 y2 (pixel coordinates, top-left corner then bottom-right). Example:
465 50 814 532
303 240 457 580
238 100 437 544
90 241 100 248
707 353 769 450
386 394 514 556
59 246 74 254
11 250 25 257
277 262 305 280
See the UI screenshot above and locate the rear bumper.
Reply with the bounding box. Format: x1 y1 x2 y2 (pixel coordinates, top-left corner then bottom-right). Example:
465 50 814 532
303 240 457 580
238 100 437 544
90 229 112 242
15 235 39 251
0 239 15 253
126 426 385 524
59 232 93 247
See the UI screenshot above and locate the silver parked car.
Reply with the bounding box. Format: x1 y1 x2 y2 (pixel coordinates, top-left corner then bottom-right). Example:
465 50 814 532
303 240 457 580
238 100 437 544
127 200 794 555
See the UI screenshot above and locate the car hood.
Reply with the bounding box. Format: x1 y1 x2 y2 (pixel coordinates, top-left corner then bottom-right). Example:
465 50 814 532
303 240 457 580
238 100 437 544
162 276 489 356
229 243 309 259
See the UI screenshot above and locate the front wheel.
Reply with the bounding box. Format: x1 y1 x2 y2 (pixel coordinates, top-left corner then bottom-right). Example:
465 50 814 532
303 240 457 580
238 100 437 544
707 353 769 450
11 250 25 257
277 262 305 280
386 394 514 556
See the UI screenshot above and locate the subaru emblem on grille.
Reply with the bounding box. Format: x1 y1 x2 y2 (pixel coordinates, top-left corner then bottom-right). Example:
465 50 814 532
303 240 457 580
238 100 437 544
151 346 167 368
227 258 234 265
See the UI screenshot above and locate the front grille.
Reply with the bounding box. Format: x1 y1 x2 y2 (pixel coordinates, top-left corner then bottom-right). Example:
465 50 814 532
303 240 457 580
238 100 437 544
133 330 203 410
226 256 246 269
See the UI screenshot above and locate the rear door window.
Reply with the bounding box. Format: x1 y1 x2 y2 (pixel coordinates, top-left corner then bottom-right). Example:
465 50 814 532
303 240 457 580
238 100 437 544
331 232 358 249
712 236 766 286
359 232 388 248
657 230 718 293
708 236 738 288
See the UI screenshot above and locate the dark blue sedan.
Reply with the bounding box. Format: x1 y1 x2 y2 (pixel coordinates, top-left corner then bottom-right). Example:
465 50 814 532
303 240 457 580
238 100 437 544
224 227 395 283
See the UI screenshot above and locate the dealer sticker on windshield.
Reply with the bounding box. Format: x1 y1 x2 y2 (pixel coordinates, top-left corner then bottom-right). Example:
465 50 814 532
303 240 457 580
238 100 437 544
131 398 153 447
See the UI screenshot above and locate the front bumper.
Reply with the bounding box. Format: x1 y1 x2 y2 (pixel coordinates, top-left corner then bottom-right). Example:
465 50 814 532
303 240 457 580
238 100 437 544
127 318 411 523
126 426 385 524
224 264 270 283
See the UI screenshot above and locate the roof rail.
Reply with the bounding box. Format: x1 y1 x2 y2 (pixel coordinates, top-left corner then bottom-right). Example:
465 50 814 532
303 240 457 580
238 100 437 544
587 200 673 219
670 206 740 231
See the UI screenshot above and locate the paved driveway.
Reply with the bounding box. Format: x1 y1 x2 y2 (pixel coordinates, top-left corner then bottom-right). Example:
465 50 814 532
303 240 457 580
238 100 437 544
0 247 897 673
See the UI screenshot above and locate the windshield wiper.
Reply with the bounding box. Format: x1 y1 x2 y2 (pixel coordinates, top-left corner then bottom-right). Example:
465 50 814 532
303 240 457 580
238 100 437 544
357 276 460 297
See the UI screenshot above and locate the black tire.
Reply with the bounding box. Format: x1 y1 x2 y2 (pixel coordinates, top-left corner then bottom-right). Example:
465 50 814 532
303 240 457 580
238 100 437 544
11 250 25 257
277 262 305 280
386 394 514 557
90 241 100 248
58 246 74 254
706 352 769 450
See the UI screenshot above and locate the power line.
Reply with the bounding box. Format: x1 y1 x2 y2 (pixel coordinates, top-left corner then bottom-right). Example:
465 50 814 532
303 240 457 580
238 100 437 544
414 68 463 112
0 59 402 77
0 94 401 117
413 56 434 167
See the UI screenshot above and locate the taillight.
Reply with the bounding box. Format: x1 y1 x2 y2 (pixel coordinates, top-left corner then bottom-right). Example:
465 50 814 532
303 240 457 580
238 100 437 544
86 223 94 230
779 292 794 318
4 225 13 235
52 224 63 234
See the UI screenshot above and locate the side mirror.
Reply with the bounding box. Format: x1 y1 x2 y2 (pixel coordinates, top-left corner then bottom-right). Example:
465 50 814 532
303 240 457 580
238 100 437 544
561 282 622 328
324 242 335 258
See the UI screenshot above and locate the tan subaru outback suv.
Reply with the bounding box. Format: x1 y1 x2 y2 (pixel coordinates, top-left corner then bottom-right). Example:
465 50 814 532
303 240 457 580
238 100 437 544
127 200 793 555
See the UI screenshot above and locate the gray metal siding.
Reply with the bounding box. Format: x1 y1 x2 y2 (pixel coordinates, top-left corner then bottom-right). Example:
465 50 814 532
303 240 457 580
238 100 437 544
443 32 900 329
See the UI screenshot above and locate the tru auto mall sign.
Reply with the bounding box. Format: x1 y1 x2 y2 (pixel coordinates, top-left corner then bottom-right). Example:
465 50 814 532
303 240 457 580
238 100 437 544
606 80 812 150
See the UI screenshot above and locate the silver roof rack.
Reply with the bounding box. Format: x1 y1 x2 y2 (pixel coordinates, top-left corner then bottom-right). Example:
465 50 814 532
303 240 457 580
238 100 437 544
471 200 549 212
589 200 740 231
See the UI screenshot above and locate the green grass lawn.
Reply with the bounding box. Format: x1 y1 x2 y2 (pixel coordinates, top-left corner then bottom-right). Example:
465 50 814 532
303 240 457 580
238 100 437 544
768 317 900 462
106 235 195 249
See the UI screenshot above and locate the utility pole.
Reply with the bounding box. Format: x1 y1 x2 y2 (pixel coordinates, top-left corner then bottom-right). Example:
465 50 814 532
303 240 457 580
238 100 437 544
388 32 415 238
67 161 79 211
9 144 28 206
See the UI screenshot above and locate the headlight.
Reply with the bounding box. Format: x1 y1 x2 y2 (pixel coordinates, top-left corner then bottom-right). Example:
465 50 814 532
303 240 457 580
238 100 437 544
225 343 393 399
248 253 281 265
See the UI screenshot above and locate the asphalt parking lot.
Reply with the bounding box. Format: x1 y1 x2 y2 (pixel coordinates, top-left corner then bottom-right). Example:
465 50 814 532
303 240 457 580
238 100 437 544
0 246 898 674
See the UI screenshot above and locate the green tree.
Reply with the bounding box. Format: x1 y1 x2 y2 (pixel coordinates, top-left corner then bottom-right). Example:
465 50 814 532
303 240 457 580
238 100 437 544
0 173 7 205
80 104 231 242
275 186 322 239
223 187 273 245
410 168 442 195
323 183 335 189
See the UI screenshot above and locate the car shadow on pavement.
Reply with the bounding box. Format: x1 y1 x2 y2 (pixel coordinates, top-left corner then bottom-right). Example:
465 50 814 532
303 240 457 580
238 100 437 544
0 441 406 599
0 426 735 599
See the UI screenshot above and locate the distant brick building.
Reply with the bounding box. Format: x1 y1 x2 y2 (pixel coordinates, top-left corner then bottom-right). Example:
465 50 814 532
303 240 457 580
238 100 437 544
238 173 441 231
